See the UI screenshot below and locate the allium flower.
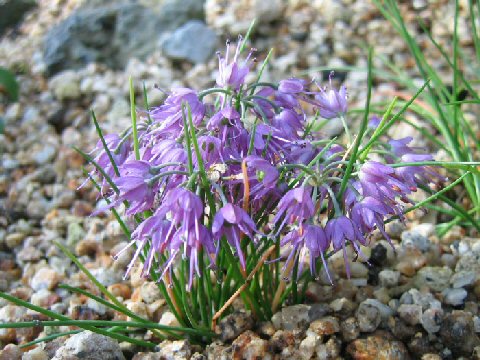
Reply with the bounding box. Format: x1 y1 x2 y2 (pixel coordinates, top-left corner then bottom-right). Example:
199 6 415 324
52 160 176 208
387 137 445 191
112 160 157 214
243 155 279 204
281 224 332 284
150 88 205 136
358 161 411 202
313 72 348 119
278 78 305 93
212 203 257 270
171 223 216 289
351 196 395 248
325 216 368 278
216 39 255 90
81 134 130 192
272 109 304 139
273 187 315 233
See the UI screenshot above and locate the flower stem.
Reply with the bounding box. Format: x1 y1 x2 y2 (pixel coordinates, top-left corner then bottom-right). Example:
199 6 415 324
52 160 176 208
339 114 352 145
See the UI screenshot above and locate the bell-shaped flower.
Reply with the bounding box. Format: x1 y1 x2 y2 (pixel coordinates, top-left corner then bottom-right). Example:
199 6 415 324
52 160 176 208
281 224 333 284
216 39 255 90
325 216 368 278
273 187 315 233
212 203 257 270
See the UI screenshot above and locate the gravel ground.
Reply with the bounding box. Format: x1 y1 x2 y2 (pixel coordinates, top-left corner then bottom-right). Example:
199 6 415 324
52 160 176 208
0 0 479 359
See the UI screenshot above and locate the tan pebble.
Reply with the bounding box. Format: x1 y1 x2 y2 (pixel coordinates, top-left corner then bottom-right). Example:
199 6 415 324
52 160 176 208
131 287 142 302
44 209 59 221
5 232 26 249
21 346 48 360
75 240 98 257
0 343 22 360
127 301 150 321
30 268 62 291
107 283 132 300
309 316 340 336
396 261 416 277
232 330 269 359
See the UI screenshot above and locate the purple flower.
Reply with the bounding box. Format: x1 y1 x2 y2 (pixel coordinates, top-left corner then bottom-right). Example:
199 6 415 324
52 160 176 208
81 134 130 192
387 137 445 191
281 224 332 283
212 203 257 270
351 197 396 249
150 88 205 137
325 216 368 278
216 39 255 90
273 187 315 233
272 109 304 139
278 78 305 93
112 160 157 215
313 72 348 119
358 161 411 202
171 223 216 289
368 115 381 128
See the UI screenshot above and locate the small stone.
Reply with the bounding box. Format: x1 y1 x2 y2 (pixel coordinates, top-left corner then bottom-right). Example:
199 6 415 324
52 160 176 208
66 222 85 249
0 344 22 360
309 316 340 336
49 71 81 101
378 270 400 288
231 330 269 360
216 309 253 342
421 355 441 360
369 243 388 266
450 270 477 288
30 289 60 308
299 332 321 359
315 336 341 359
349 262 369 278
474 316 480 333
21 347 48 360
356 301 381 332
107 283 131 300
401 229 430 251
162 20 218 64
126 301 149 321
30 268 62 291
341 317 360 341
0 305 26 342
414 266 452 292
440 311 480 357
90 268 122 287
421 308 443 334
275 304 311 330
140 282 162 304
373 287 391 304
442 287 468 306
154 339 191 360
32 145 57 166
329 297 356 319
362 299 394 322
398 304 423 326
346 333 409 360
52 331 125 360
5 232 26 249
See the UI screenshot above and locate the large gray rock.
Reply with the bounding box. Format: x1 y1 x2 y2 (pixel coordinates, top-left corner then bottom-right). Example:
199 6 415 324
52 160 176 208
0 0 36 35
43 0 205 75
162 20 218 63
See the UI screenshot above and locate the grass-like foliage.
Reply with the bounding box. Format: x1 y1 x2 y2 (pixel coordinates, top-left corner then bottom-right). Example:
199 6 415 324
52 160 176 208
371 0 480 236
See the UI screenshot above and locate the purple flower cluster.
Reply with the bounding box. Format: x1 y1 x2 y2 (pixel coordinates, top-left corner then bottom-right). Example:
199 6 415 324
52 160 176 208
87 40 442 287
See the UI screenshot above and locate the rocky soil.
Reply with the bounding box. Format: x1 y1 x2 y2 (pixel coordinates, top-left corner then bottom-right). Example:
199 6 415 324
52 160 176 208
0 0 479 359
